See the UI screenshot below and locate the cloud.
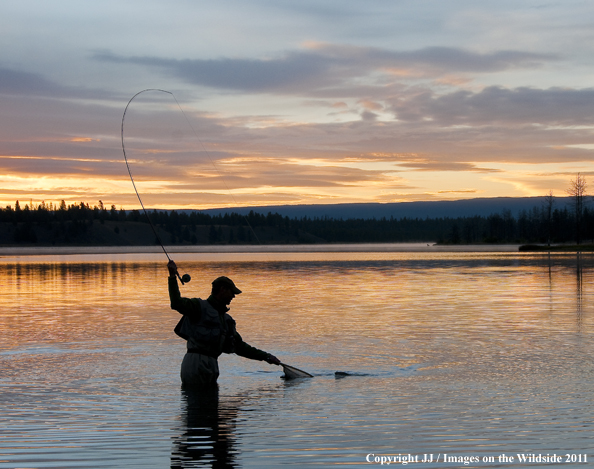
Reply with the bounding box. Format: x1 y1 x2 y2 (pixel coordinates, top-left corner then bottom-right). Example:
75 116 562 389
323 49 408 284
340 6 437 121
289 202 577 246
0 67 119 101
0 68 67 97
93 44 557 95
389 85 594 125
395 160 501 173
2 60 593 209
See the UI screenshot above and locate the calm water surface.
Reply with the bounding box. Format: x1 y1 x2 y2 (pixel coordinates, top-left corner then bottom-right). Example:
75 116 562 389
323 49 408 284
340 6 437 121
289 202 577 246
1 248 593 468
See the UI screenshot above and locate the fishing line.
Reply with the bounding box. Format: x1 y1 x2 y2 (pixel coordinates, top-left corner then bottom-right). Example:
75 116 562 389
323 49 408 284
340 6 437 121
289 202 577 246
122 89 311 377
121 88 264 282
121 89 190 284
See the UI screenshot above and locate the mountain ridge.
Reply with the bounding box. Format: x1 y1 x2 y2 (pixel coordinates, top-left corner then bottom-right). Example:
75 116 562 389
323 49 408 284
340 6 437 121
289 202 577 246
201 196 568 220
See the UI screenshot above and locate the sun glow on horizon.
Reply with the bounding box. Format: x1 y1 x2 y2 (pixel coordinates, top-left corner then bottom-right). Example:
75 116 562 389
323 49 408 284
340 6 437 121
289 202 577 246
1 157 589 211
3 3 594 213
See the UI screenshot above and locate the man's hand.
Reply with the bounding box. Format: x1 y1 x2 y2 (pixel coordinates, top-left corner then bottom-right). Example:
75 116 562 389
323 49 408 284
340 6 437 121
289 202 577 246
265 354 281 366
167 260 178 278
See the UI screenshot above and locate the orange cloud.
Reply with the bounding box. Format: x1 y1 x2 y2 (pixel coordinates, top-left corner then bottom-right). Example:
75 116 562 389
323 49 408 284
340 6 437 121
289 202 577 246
434 75 473 87
384 67 418 77
358 100 384 111
70 137 100 143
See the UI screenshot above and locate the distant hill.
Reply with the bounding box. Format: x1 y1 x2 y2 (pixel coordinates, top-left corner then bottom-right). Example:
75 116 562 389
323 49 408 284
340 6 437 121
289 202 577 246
0 196 584 246
202 197 570 220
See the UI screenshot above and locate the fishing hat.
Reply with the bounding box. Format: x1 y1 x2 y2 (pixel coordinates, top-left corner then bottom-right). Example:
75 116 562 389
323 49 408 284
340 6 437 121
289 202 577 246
212 276 242 294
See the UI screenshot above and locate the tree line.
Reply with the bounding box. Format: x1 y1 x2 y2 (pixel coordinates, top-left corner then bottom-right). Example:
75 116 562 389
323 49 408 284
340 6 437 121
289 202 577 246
1 195 592 245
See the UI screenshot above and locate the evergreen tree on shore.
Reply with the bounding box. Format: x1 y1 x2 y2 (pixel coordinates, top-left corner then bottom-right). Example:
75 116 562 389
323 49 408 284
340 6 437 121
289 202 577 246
1 197 591 246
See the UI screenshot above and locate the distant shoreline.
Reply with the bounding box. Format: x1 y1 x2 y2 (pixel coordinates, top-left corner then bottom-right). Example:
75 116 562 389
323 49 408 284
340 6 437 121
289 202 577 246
4 243 594 258
519 243 594 252
0 243 526 258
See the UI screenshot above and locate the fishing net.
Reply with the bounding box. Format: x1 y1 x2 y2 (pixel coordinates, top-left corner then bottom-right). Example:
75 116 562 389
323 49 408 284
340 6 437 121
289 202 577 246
281 363 313 379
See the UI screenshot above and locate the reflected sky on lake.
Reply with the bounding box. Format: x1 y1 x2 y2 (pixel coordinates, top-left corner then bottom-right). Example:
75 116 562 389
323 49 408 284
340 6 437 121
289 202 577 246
1 251 593 468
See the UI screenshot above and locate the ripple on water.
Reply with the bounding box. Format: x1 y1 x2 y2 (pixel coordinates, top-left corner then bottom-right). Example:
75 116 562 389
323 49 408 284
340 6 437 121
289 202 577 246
1 253 593 467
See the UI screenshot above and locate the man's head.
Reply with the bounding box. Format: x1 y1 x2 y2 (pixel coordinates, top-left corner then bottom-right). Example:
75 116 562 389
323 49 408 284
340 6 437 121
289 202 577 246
212 276 242 305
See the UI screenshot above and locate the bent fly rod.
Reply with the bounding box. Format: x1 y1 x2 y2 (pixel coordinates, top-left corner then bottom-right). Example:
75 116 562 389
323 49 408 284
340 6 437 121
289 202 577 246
121 89 190 284
121 90 315 379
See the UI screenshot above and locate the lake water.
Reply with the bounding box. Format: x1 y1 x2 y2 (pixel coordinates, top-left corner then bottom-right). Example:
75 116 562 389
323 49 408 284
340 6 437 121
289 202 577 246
1 246 593 468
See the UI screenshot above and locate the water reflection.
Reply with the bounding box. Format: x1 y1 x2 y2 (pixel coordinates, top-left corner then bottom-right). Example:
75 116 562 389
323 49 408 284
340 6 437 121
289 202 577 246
1 251 594 468
576 252 583 326
171 386 240 469
171 382 291 469
544 252 586 328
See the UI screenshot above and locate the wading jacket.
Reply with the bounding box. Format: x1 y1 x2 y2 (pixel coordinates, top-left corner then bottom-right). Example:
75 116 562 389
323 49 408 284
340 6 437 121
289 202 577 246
168 276 269 361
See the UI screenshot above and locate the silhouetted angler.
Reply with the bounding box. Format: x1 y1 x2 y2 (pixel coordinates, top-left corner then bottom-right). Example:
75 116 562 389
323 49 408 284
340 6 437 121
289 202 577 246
167 260 281 387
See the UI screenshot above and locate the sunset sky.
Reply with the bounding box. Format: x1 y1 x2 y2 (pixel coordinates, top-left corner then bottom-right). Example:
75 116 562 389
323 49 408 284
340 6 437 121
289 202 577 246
2 1 594 210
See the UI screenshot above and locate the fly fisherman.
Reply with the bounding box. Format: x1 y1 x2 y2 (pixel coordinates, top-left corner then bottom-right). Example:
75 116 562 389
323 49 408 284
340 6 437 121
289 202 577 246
168 260 281 387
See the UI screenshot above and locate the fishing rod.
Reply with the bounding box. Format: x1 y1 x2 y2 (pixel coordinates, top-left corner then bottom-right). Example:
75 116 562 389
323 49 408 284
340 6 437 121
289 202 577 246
121 89 314 378
121 89 191 285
